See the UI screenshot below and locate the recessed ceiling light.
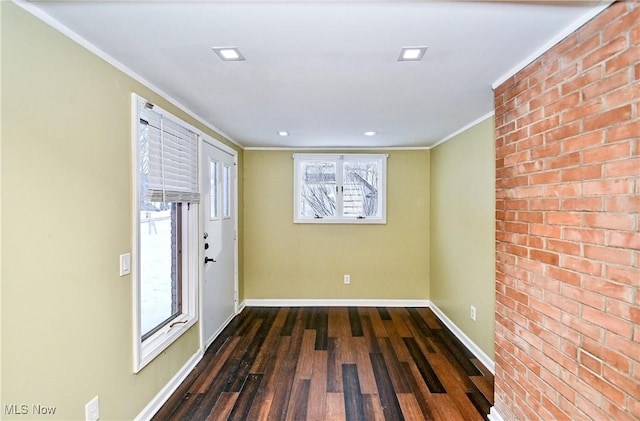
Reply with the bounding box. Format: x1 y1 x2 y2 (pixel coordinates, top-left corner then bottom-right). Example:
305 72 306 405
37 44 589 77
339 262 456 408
398 47 428 62
278 131 289 136
212 47 245 61
364 131 377 136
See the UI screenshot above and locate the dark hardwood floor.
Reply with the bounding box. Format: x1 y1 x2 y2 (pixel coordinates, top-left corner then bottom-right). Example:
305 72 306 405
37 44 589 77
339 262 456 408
153 307 494 421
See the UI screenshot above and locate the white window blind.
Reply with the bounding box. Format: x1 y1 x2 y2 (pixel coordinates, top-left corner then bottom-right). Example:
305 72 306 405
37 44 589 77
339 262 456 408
139 101 200 203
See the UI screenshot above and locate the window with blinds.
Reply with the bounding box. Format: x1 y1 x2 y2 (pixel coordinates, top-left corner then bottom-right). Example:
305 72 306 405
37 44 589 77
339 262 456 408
132 94 199 373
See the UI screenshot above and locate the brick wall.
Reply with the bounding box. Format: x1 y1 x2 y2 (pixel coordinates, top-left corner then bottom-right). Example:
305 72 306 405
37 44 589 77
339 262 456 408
494 2 639 420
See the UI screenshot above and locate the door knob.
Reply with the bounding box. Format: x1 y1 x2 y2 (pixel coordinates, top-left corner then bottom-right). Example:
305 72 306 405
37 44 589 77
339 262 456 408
203 232 208 239
204 257 216 264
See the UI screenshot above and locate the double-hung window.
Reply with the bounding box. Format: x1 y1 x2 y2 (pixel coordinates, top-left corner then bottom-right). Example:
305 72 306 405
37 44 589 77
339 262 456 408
132 94 199 372
294 154 387 224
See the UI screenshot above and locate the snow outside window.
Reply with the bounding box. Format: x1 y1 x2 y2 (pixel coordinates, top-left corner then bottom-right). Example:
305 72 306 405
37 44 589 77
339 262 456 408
293 154 387 224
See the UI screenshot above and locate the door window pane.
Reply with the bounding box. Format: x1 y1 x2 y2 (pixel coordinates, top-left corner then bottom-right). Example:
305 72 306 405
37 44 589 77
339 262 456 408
210 160 219 220
223 164 231 218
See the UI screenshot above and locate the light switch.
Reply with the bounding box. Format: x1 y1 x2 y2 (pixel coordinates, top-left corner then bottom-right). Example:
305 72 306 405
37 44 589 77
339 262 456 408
120 253 131 276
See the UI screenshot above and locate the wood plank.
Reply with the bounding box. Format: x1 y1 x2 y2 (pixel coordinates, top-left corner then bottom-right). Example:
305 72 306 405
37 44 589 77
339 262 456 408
378 337 412 393
227 374 263 421
352 337 378 395
205 392 237 421
470 375 494 405
368 308 388 338
281 307 300 336
388 307 413 337
326 337 343 393
294 329 316 380
307 350 328 421
193 336 242 393
377 307 392 321
286 379 311 421
369 352 405 420
342 364 366 421
403 337 446 394
348 307 364 337
315 308 329 351
398 393 427 421
362 394 385 421
360 314 382 354
325 393 346 420
401 362 436 421
328 307 352 338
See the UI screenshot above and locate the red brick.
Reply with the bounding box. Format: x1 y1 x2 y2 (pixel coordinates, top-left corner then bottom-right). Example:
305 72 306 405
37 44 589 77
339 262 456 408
545 91 580 116
578 367 627 409
583 277 635 303
603 5 640 41
579 349 603 375
583 141 632 164
560 62 601 96
583 35 629 70
606 298 639 324
583 306 633 338
582 336 631 373
562 197 603 212
563 227 606 245
561 312 603 341
604 81 640 108
606 265 640 286
584 244 634 266
547 239 581 256
561 164 602 182
561 98 603 124
530 170 560 184
562 132 604 154
583 178 633 196
545 183 581 198
607 120 640 142
584 213 634 230
583 104 633 132
608 231 640 250
530 87 560 111
530 115 560 136
531 223 562 239
563 284 606 310
547 266 581 287
547 212 582 226
604 332 640 363
546 122 581 143
604 157 640 177
583 70 630 101
562 255 603 276
530 249 559 265
605 195 640 212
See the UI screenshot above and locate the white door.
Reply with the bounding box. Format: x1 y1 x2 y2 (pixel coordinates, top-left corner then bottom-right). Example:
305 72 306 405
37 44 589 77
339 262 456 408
200 140 237 349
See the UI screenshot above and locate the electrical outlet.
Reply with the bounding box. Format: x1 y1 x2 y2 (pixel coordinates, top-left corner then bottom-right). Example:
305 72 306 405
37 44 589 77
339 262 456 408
470 305 477 321
344 274 350 284
85 396 99 421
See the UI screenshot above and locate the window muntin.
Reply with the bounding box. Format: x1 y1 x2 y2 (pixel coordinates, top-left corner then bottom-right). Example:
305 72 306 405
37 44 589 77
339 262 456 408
294 154 387 224
133 94 199 372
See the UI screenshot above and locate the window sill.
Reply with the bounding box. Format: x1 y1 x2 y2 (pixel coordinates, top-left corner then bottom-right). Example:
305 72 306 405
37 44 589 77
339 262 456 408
134 315 197 373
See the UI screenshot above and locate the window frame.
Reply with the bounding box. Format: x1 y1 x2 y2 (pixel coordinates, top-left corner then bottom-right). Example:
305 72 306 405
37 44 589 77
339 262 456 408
293 153 387 224
131 94 199 373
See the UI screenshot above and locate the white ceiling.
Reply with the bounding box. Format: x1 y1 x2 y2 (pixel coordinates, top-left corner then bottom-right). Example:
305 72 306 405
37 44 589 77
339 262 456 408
24 1 607 148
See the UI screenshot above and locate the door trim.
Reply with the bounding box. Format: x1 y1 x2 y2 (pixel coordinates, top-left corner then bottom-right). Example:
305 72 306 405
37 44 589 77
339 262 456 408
199 135 239 352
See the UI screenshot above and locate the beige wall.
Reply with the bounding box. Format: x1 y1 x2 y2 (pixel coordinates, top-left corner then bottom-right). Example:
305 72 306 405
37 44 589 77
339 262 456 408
244 150 430 300
430 117 495 358
1 3 241 419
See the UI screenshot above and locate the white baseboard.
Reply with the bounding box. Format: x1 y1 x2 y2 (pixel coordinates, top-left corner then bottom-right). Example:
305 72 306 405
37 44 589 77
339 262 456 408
488 406 505 421
203 312 237 350
428 302 495 374
134 350 203 421
242 298 431 307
